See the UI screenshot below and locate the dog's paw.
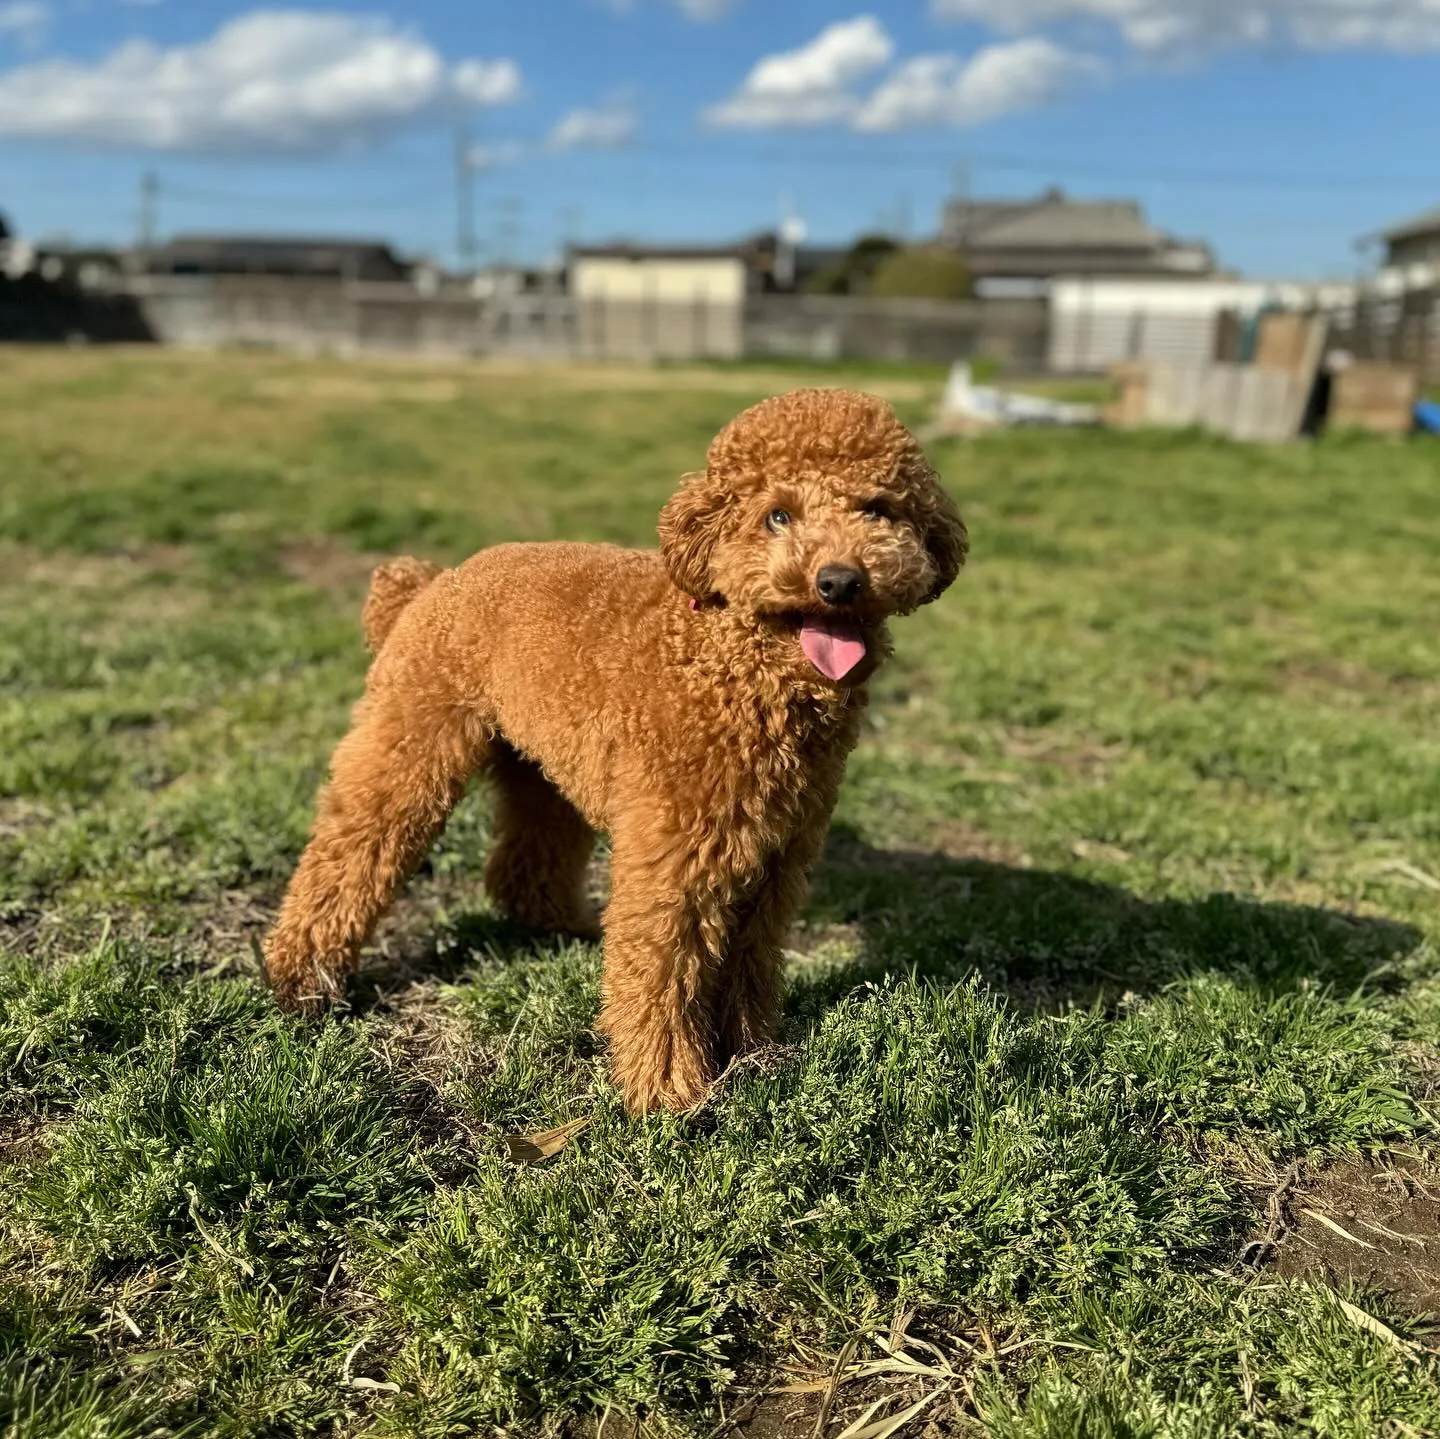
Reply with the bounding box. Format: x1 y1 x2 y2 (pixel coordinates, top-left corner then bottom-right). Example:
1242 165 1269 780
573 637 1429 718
616 1045 713 1116
263 942 348 1014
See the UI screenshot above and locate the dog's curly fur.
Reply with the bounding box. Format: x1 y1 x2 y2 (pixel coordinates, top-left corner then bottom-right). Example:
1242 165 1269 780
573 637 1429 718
264 388 967 1113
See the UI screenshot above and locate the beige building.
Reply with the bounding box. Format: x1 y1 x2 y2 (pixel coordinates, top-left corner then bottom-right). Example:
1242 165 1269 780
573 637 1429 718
567 244 749 359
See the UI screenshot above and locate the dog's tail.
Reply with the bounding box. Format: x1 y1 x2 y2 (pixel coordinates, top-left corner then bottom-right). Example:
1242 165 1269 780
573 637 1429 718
362 556 442 654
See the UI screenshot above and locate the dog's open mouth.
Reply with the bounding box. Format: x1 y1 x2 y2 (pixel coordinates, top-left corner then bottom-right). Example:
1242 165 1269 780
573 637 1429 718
798 614 868 681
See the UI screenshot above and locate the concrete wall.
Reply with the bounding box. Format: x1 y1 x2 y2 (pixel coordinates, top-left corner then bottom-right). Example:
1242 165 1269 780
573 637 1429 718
130 276 487 357
124 274 1054 370
575 298 743 361
745 294 1049 369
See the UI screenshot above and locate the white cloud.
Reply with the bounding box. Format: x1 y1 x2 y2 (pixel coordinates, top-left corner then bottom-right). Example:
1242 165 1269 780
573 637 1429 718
467 139 527 170
453 55 522 105
602 0 736 17
672 0 734 17
548 95 637 149
856 37 1104 129
704 14 894 127
706 19 1094 131
0 9 521 155
0 2 47 45
929 0 1440 52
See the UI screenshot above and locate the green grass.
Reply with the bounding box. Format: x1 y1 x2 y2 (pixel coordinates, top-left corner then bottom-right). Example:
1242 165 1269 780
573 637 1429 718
2 348 1438 1437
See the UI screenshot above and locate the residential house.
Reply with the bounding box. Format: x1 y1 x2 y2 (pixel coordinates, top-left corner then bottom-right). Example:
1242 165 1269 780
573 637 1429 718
1368 206 1440 286
941 187 1216 289
566 232 845 305
567 241 753 359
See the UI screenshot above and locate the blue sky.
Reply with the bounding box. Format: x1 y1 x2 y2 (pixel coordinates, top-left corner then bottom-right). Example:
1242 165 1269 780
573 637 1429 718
0 0 1435 277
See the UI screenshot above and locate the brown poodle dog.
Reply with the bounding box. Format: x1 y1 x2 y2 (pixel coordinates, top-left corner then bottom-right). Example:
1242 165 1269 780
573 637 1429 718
264 388 967 1113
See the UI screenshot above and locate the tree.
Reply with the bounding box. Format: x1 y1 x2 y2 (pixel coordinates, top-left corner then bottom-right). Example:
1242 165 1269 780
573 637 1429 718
867 247 972 301
803 233 900 295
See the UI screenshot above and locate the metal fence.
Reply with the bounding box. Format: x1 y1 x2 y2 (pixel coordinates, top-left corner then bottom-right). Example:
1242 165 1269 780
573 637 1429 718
1323 285 1440 387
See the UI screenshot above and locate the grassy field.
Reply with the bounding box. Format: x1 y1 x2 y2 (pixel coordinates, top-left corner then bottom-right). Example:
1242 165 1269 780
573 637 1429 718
2 347 1439 1438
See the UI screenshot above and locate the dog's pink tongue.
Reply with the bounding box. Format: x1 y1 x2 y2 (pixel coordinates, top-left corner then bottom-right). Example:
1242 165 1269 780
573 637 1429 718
799 616 867 681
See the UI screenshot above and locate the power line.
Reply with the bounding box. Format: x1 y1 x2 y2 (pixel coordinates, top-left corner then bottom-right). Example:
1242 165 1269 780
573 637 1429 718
615 142 1440 193
115 144 1440 213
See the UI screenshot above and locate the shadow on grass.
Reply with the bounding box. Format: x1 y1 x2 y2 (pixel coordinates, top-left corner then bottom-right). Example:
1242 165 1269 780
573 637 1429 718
357 820 1423 1029
787 823 1424 1021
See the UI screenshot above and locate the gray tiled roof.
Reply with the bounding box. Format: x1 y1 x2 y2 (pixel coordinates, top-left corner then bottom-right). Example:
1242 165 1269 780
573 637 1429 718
945 194 1160 251
144 235 407 280
1380 207 1440 243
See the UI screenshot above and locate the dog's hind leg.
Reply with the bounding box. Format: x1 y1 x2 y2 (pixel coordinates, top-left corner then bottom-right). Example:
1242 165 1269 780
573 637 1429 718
482 743 600 939
264 684 489 1010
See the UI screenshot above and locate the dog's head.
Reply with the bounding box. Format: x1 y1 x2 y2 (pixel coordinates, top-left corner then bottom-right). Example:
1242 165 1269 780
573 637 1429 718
658 388 967 683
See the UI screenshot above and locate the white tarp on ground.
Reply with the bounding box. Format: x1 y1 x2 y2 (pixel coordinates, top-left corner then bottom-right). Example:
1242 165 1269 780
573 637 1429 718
938 362 1099 429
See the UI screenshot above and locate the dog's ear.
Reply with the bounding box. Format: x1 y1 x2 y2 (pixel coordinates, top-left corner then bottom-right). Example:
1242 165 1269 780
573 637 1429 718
918 473 968 604
658 471 730 598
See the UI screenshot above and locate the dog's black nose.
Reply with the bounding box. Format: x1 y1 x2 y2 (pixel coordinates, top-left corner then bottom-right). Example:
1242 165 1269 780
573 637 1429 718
816 564 864 607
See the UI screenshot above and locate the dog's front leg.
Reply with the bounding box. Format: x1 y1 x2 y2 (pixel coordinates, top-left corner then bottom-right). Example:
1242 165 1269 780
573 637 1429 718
597 824 737 1115
711 825 826 1070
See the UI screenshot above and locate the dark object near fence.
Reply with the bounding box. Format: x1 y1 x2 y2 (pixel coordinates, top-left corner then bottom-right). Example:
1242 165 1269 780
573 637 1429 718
0 272 155 343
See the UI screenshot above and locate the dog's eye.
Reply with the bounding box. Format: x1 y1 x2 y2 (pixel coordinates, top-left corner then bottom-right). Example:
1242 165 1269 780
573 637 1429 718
861 500 893 522
766 508 792 533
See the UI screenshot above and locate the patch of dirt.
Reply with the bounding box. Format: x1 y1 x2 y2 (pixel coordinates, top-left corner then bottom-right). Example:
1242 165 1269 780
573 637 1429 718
191 890 274 966
0 904 45 954
461 359 937 403
242 356 936 405
1281 658 1440 705
250 374 463 405
278 540 388 603
0 798 51 840
571 1387 930 1439
896 820 1032 871
0 543 193 589
787 921 863 958
1269 1154 1440 1314
999 731 1130 775
568 1316 999 1439
0 1115 50 1175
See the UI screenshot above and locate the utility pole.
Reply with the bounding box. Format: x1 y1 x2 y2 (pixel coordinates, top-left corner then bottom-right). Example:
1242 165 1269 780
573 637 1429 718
454 119 477 273
494 196 523 270
558 206 582 289
777 190 804 290
137 170 159 251
950 153 971 254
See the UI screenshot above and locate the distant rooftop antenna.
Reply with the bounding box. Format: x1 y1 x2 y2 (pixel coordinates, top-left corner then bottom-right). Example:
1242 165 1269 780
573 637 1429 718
137 170 159 251
777 191 806 290
454 119 478 272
